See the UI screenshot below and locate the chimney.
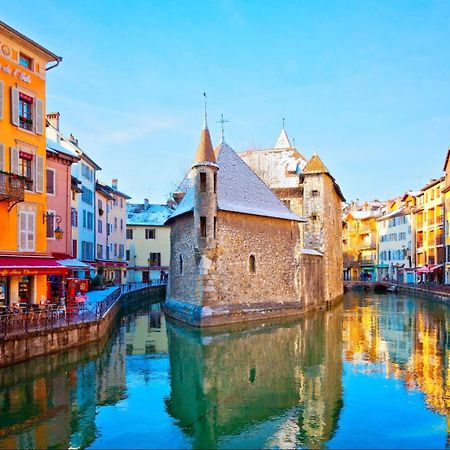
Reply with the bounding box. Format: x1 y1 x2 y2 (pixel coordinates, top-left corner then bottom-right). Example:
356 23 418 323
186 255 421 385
112 178 118 189
144 198 149 210
69 133 78 146
46 112 60 131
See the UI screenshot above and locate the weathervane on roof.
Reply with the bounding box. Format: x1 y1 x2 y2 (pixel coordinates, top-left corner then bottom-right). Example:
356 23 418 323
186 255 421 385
203 92 208 128
217 113 229 142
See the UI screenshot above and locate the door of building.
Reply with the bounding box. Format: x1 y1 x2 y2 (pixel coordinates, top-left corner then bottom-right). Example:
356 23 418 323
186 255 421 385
142 271 149 284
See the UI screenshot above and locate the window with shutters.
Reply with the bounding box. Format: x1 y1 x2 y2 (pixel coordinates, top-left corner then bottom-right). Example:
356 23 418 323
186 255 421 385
19 152 33 190
81 186 93 205
18 92 33 131
46 168 55 195
87 212 93 230
18 210 35 252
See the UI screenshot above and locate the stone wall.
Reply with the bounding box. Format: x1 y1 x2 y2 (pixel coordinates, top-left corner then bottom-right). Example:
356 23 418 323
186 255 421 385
215 210 300 305
167 214 198 304
302 174 343 303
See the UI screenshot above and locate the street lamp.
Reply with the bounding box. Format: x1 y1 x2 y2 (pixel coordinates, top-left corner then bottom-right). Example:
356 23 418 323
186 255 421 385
43 212 63 240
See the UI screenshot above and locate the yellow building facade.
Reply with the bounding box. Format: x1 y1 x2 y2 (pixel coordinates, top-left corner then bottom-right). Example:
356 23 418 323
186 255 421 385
0 21 64 306
343 205 382 281
413 178 444 283
443 150 450 284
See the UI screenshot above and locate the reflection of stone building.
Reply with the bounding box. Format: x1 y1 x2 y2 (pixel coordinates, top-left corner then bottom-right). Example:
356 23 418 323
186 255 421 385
165 305 343 449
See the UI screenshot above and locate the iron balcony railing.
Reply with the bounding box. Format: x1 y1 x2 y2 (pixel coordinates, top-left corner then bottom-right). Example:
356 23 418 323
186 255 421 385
0 280 167 339
0 172 25 202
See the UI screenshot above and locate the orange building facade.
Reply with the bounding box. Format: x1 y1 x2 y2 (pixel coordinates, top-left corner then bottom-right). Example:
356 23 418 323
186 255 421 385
0 21 65 306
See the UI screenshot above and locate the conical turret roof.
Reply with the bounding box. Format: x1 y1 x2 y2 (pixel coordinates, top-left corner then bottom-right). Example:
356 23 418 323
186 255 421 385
193 126 217 167
302 154 329 174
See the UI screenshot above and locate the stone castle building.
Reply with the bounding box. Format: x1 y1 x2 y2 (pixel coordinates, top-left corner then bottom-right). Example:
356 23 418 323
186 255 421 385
165 119 344 327
240 128 345 303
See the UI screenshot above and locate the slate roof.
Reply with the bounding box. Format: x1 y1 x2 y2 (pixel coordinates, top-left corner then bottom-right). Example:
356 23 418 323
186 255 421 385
168 140 305 223
127 203 173 226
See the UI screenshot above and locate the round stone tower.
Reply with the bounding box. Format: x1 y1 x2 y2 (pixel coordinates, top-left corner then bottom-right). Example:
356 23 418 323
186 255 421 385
192 121 219 254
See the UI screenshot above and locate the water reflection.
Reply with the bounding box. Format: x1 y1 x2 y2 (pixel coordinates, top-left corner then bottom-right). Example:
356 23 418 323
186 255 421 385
165 305 343 449
0 293 448 449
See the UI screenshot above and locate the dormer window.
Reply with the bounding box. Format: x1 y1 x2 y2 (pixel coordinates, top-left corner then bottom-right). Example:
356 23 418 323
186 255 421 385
19 53 32 70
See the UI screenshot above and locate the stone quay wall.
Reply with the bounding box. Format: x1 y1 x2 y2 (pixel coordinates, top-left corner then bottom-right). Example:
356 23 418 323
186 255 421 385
0 286 165 367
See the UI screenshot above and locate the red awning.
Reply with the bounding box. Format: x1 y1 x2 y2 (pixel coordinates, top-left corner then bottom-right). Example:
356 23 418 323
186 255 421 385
0 256 68 276
429 264 443 272
416 266 430 273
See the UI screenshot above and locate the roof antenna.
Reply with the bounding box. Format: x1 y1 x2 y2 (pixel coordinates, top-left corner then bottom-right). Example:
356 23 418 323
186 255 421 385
203 92 208 129
217 113 229 142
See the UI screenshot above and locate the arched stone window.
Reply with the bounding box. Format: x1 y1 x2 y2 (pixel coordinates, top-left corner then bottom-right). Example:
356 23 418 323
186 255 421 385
249 254 256 273
179 254 183 275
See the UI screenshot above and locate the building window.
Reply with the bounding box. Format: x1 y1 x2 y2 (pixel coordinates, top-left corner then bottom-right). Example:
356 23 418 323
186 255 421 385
200 217 207 238
87 212 93 230
18 92 33 131
120 198 123 208
311 213 318 221
145 229 155 239
214 172 217 193
114 217 117 229
119 244 124 258
46 211 55 238
98 219 103 233
249 254 256 273
179 255 183 275
97 244 103 259
19 53 32 70
200 172 206 192
71 208 78 227
126 250 131 261
72 239 77 258
46 168 55 195
19 152 33 190
126 229 133 239
81 186 93 205
81 163 93 181
149 252 161 267
312 190 319 197
214 217 217 239
283 199 291 208
114 244 117 257
120 219 123 230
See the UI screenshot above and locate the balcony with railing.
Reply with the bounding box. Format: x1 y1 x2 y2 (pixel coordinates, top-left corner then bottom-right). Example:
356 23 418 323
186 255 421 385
0 172 25 203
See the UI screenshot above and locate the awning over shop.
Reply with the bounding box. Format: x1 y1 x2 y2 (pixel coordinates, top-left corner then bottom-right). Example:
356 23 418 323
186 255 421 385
57 258 95 270
416 264 443 274
94 261 127 268
0 256 68 276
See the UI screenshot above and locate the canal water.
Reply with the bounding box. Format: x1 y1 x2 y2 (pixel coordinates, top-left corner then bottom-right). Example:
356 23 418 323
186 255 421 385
0 292 448 449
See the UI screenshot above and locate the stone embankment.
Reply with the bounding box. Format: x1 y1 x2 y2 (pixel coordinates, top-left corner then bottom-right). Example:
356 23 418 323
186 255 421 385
0 283 166 367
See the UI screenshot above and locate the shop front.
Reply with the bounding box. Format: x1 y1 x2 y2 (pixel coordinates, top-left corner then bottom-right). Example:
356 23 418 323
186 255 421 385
94 261 127 285
0 256 68 307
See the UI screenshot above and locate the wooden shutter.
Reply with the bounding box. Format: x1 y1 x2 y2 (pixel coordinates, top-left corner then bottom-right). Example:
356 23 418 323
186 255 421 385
46 169 55 194
0 144 4 171
0 80 4 120
35 155 44 192
27 211 35 251
35 98 43 135
10 147 19 174
18 211 27 251
10 87 19 126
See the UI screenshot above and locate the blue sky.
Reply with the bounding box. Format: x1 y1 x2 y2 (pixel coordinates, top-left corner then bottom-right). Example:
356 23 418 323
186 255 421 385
3 0 450 203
